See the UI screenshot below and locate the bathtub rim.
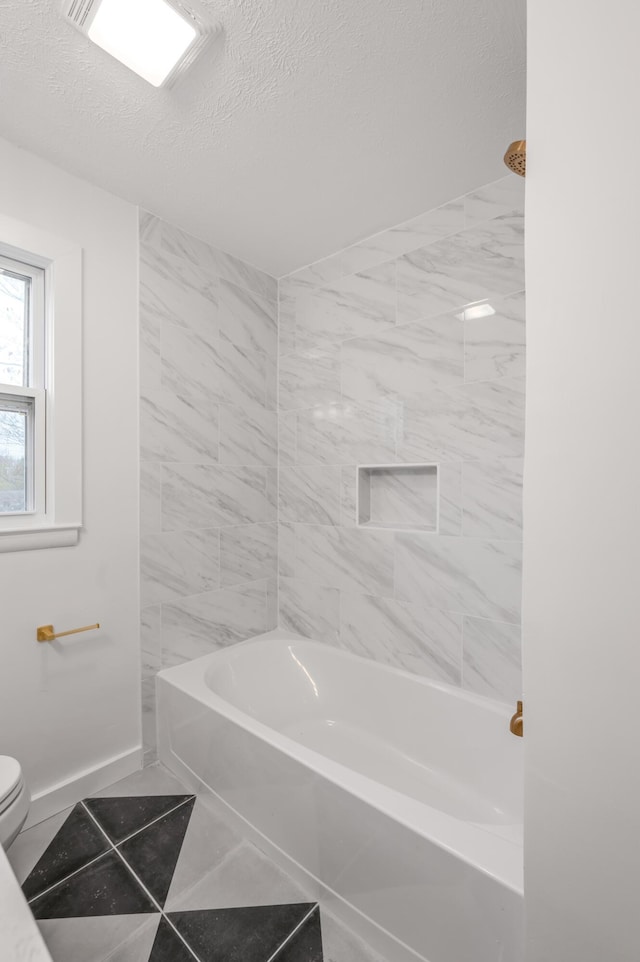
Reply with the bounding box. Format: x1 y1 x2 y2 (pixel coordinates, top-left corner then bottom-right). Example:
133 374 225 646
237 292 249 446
157 629 523 896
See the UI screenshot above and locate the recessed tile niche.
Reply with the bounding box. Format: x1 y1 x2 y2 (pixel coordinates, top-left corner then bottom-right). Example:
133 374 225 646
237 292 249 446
357 464 438 532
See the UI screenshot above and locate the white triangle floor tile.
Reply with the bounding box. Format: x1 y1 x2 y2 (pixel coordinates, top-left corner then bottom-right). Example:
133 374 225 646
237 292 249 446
7 807 74 885
163 795 245 907
319 909 388 962
37 913 160 962
165 840 316 913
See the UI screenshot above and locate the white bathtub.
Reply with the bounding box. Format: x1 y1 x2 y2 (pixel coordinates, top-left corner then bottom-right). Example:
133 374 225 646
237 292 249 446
157 630 523 962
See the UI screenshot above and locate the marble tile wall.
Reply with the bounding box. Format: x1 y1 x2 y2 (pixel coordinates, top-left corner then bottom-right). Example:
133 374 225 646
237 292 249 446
277 174 525 705
139 213 278 762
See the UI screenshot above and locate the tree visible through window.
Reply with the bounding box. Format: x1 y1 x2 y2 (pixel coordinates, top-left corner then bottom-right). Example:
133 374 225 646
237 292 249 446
0 254 44 517
0 408 27 512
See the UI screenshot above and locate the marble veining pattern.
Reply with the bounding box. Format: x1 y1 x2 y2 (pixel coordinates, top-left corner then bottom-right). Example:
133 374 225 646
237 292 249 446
397 214 524 325
218 404 277 466
218 277 277 357
340 594 463 684
140 389 219 465
278 175 525 704
279 577 340 644
140 175 526 769
159 219 277 303
140 244 218 344
140 463 161 538
462 616 522 702
140 314 161 391
278 293 297 356
395 534 522 625
161 580 272 667
279 466 342 525
139 214 278 759
438 461 463 536
140 606 161 767
295 399 399 466
141 529 220 607
293 524 394 597
341 312 464 402
339 199 466 275
462 458 524 539
279 412 297 465
161 323 268 411
396 376 525 463
277 523 297 579
296 261 397 347
464 290 526 382
219 523 278 587
161 464 275 532
340 466 358 528
279 348 341 412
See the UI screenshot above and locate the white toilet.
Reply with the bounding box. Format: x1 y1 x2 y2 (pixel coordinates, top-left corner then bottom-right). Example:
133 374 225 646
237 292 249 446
0 756 30 850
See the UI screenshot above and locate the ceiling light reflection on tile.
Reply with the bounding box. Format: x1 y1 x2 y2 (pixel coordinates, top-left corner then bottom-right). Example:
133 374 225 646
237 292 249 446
455 302 496 321
312 403 351 421
63 0 217 88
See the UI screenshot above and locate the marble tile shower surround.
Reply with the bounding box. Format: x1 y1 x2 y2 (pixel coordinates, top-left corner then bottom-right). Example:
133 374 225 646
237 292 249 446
277 173 525 705
139 174 524 765
139 212 278 762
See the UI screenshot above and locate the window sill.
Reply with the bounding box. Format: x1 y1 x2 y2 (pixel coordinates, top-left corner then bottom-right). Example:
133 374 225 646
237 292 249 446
0 524 81 553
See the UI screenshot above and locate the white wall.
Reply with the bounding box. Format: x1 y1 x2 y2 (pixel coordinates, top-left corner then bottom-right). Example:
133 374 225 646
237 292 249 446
0 138 141 819
524 4 640 959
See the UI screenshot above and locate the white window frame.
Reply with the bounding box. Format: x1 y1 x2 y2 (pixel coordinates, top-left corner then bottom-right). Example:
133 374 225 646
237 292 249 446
0 214 82 552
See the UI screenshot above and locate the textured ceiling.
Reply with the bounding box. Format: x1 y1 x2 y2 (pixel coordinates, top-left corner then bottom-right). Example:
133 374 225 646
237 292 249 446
0 0 525 276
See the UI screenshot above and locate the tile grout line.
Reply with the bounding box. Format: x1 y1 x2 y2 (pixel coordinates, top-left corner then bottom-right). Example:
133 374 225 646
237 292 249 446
281 186 521 286
27 795 196 904
29 794 323 962
27 847 113 906
265 903 320 962
164 836 246 909
109 794 196 847
81 801 203 962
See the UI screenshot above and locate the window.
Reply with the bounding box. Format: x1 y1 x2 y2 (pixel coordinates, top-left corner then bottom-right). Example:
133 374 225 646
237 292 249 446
0 254 45 518
0 218 82 553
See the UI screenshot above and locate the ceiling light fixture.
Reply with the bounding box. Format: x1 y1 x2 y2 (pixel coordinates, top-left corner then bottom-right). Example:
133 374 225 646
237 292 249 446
62 0 217 88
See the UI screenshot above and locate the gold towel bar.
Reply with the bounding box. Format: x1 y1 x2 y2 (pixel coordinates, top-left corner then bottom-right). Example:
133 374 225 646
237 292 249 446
37 623 100 643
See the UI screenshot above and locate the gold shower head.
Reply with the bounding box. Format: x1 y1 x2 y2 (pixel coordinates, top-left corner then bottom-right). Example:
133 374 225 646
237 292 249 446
503 140 526 177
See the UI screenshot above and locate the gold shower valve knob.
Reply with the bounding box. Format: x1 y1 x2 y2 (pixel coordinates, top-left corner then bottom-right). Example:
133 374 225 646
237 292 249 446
509 700 524 737
36 623 100 643
503 140 526 177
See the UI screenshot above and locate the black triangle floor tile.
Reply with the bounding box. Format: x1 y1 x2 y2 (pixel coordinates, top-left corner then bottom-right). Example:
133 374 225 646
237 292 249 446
30 851 158 919
118 798 196 908
84 795 194 844
22 803 111 901
149 917 198 962
273 907 323 962
84 795 194 845
168 903 317 962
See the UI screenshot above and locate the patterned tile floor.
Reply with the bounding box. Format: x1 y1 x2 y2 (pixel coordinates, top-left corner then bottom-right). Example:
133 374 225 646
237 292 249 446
8 765 386 962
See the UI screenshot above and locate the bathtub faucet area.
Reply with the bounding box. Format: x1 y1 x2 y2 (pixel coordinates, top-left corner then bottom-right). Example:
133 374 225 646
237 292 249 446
510 701 524 738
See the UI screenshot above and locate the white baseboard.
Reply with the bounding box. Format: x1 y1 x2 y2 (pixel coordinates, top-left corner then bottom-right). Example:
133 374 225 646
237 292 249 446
24 746 142 829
